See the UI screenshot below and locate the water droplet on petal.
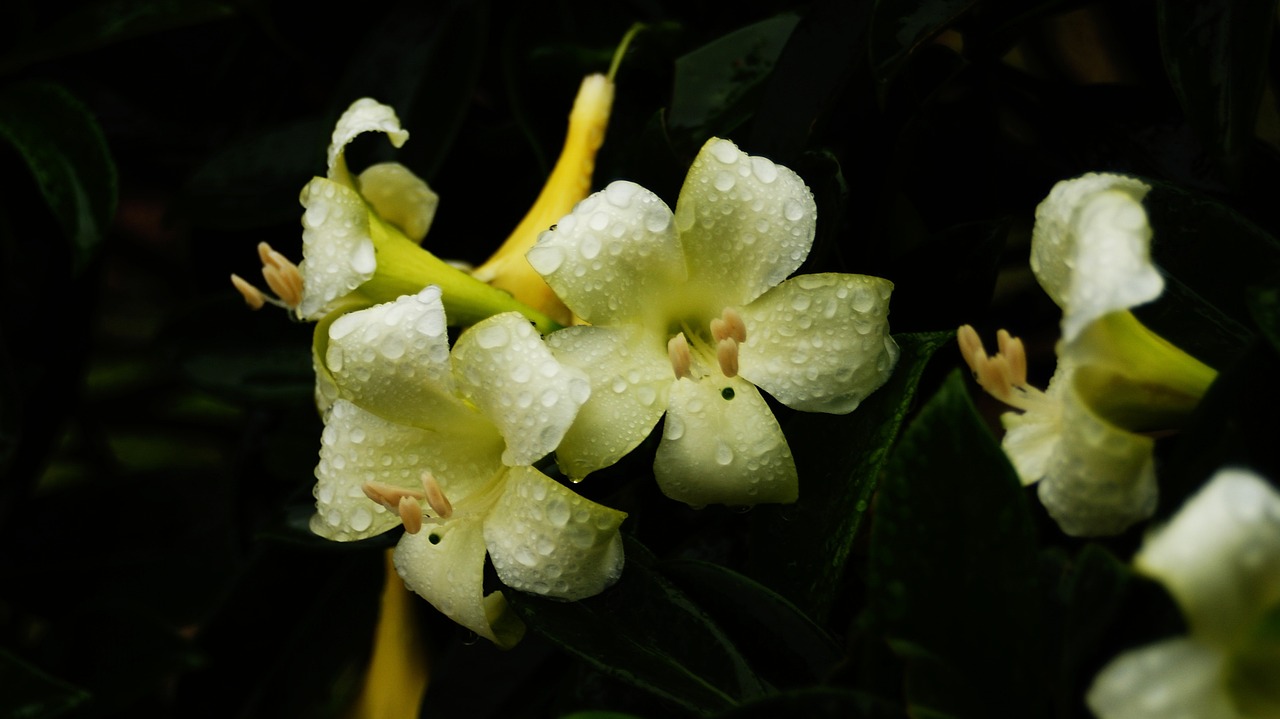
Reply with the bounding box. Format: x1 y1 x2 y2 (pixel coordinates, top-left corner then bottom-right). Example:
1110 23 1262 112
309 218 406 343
475 323 509 349
527 245 564 274
350 239 376 274
715 441 734 466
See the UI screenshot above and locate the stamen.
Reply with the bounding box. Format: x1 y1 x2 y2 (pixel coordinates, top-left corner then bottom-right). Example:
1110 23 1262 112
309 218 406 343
230 274 266 310
398 496 424 535
668 333 693 380
711 308 747 344
257 242 304 308
717 337 739 378
956 324 1047 412
420 473 453 519
362 481 426 512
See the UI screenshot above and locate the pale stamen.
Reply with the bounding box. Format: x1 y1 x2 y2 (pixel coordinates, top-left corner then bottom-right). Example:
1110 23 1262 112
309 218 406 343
362 481 426 512
230 274 266 310
420 473 453 519
956 324 1048 412
257 242 304 308
398 496 424 535
717 337 739 378
668 333 693 380
711 307 747 344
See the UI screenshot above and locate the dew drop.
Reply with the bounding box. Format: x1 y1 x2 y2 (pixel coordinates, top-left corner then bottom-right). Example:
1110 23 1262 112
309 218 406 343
645 211 671 233
527 245 564 274
715 441 734 466
350 507 373 532
784 201 806 222
751 156 778 183
547 499 571 527
710 140 740 164
581 235 602 259
475 323 509 349
666 415 685 440
350 239 377 274
714 171 736 192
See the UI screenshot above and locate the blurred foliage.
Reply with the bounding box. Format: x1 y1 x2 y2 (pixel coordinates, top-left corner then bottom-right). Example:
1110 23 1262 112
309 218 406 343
1 0 1279 717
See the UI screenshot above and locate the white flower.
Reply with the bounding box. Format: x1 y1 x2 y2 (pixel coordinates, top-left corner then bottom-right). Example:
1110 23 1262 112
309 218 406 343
1087 468 1280 719
959 173 1215 536
310 286 626 646
527 137 899 506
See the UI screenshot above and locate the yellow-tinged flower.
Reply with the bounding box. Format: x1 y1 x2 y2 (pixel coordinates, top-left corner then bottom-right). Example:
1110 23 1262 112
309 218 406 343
311 286 626 646
526 138 900 507
960 173 1216 537
230 98 559 333
1087 467 1280 719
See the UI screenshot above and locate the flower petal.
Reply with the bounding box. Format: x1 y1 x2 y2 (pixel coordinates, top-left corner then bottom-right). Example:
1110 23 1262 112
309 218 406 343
527 180 687 326
451 312 592 466
311 399 505 541
298 177 378 319
325 287 481 431
654 376 797 506
546 325 672 481
737 273 898 413
1086 638 1236 719
1036 381 1157 537
1000 361 1071 486
394 513 525 648
357 162 438 242
1135 467 1280 647
327 98 409 185
674 138 816 306
484 466 627 601
1030 173 1162 343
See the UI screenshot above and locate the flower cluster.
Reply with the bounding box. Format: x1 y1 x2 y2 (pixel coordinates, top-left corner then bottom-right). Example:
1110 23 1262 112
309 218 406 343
235 88 900 645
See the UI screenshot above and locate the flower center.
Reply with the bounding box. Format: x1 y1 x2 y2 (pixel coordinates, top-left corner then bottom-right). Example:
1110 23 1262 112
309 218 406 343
667 307 747 380
230 241 303 311
957 324 1053 413
362 472 454 535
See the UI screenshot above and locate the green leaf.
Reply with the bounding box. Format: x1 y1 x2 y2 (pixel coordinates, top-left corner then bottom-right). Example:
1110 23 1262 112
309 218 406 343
660 558 844 688
667 14 801 147
0 649 90 719
506 537 766 715
868 0 976 88
867 370 1046 719
748 331 954 620
0 81 117 275
1156 0 1276 183
0 0 235 74
1248 286 1280 356
711 687 908 719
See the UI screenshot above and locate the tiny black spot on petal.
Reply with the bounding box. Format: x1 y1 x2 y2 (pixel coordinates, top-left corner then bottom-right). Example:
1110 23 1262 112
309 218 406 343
428 533 441 545
721 387 735 400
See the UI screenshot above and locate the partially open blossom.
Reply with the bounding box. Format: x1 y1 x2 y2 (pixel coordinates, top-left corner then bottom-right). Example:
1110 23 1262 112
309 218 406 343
311 286 626 646
960 173 1216 536
527 137 899 506
1087 467 1280 718
230 97 559 332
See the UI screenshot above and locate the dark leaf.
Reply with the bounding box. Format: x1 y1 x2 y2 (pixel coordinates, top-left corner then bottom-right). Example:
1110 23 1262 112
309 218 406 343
0 650 90 719
868 0 977 88
711 687 908 719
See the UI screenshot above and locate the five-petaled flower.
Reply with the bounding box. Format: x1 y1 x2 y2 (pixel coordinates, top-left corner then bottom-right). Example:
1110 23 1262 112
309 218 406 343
527 137 899 506
959 173 1216 536
311 286 626 647
1087 467 1280 719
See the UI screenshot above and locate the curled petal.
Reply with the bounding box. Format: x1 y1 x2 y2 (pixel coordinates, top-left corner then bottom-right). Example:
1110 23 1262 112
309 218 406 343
1037 382 1157 537
357 162 439 242
298 177 378 319
654 376 797 506
547 325 672 481
394 514 525 648
674 138 816 306
737 273 899 414
452 312 591 466
1030 173 1161 343
325 288 477 430
1135 468 1280 647
484 466 627 601
527 181 687 327
327 98 409 184
1086 638 1236 719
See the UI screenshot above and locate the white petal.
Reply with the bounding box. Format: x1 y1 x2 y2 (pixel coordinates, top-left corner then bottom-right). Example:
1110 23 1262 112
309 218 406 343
297 177 377 319
527 181 687 326
654 376 797 506
310 399 505 541
357 162 438 242
546 325 672 481
451 312 592 466
1000 362 1071 486
1086 638 1236 719
484 466 627 601
394 513 525 648
1030 173 1162 343
674 138 816 306
325 288 479 430
327 98 409 180
737 273 898 413
1036 381 1157 537
1135 468 1280 647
